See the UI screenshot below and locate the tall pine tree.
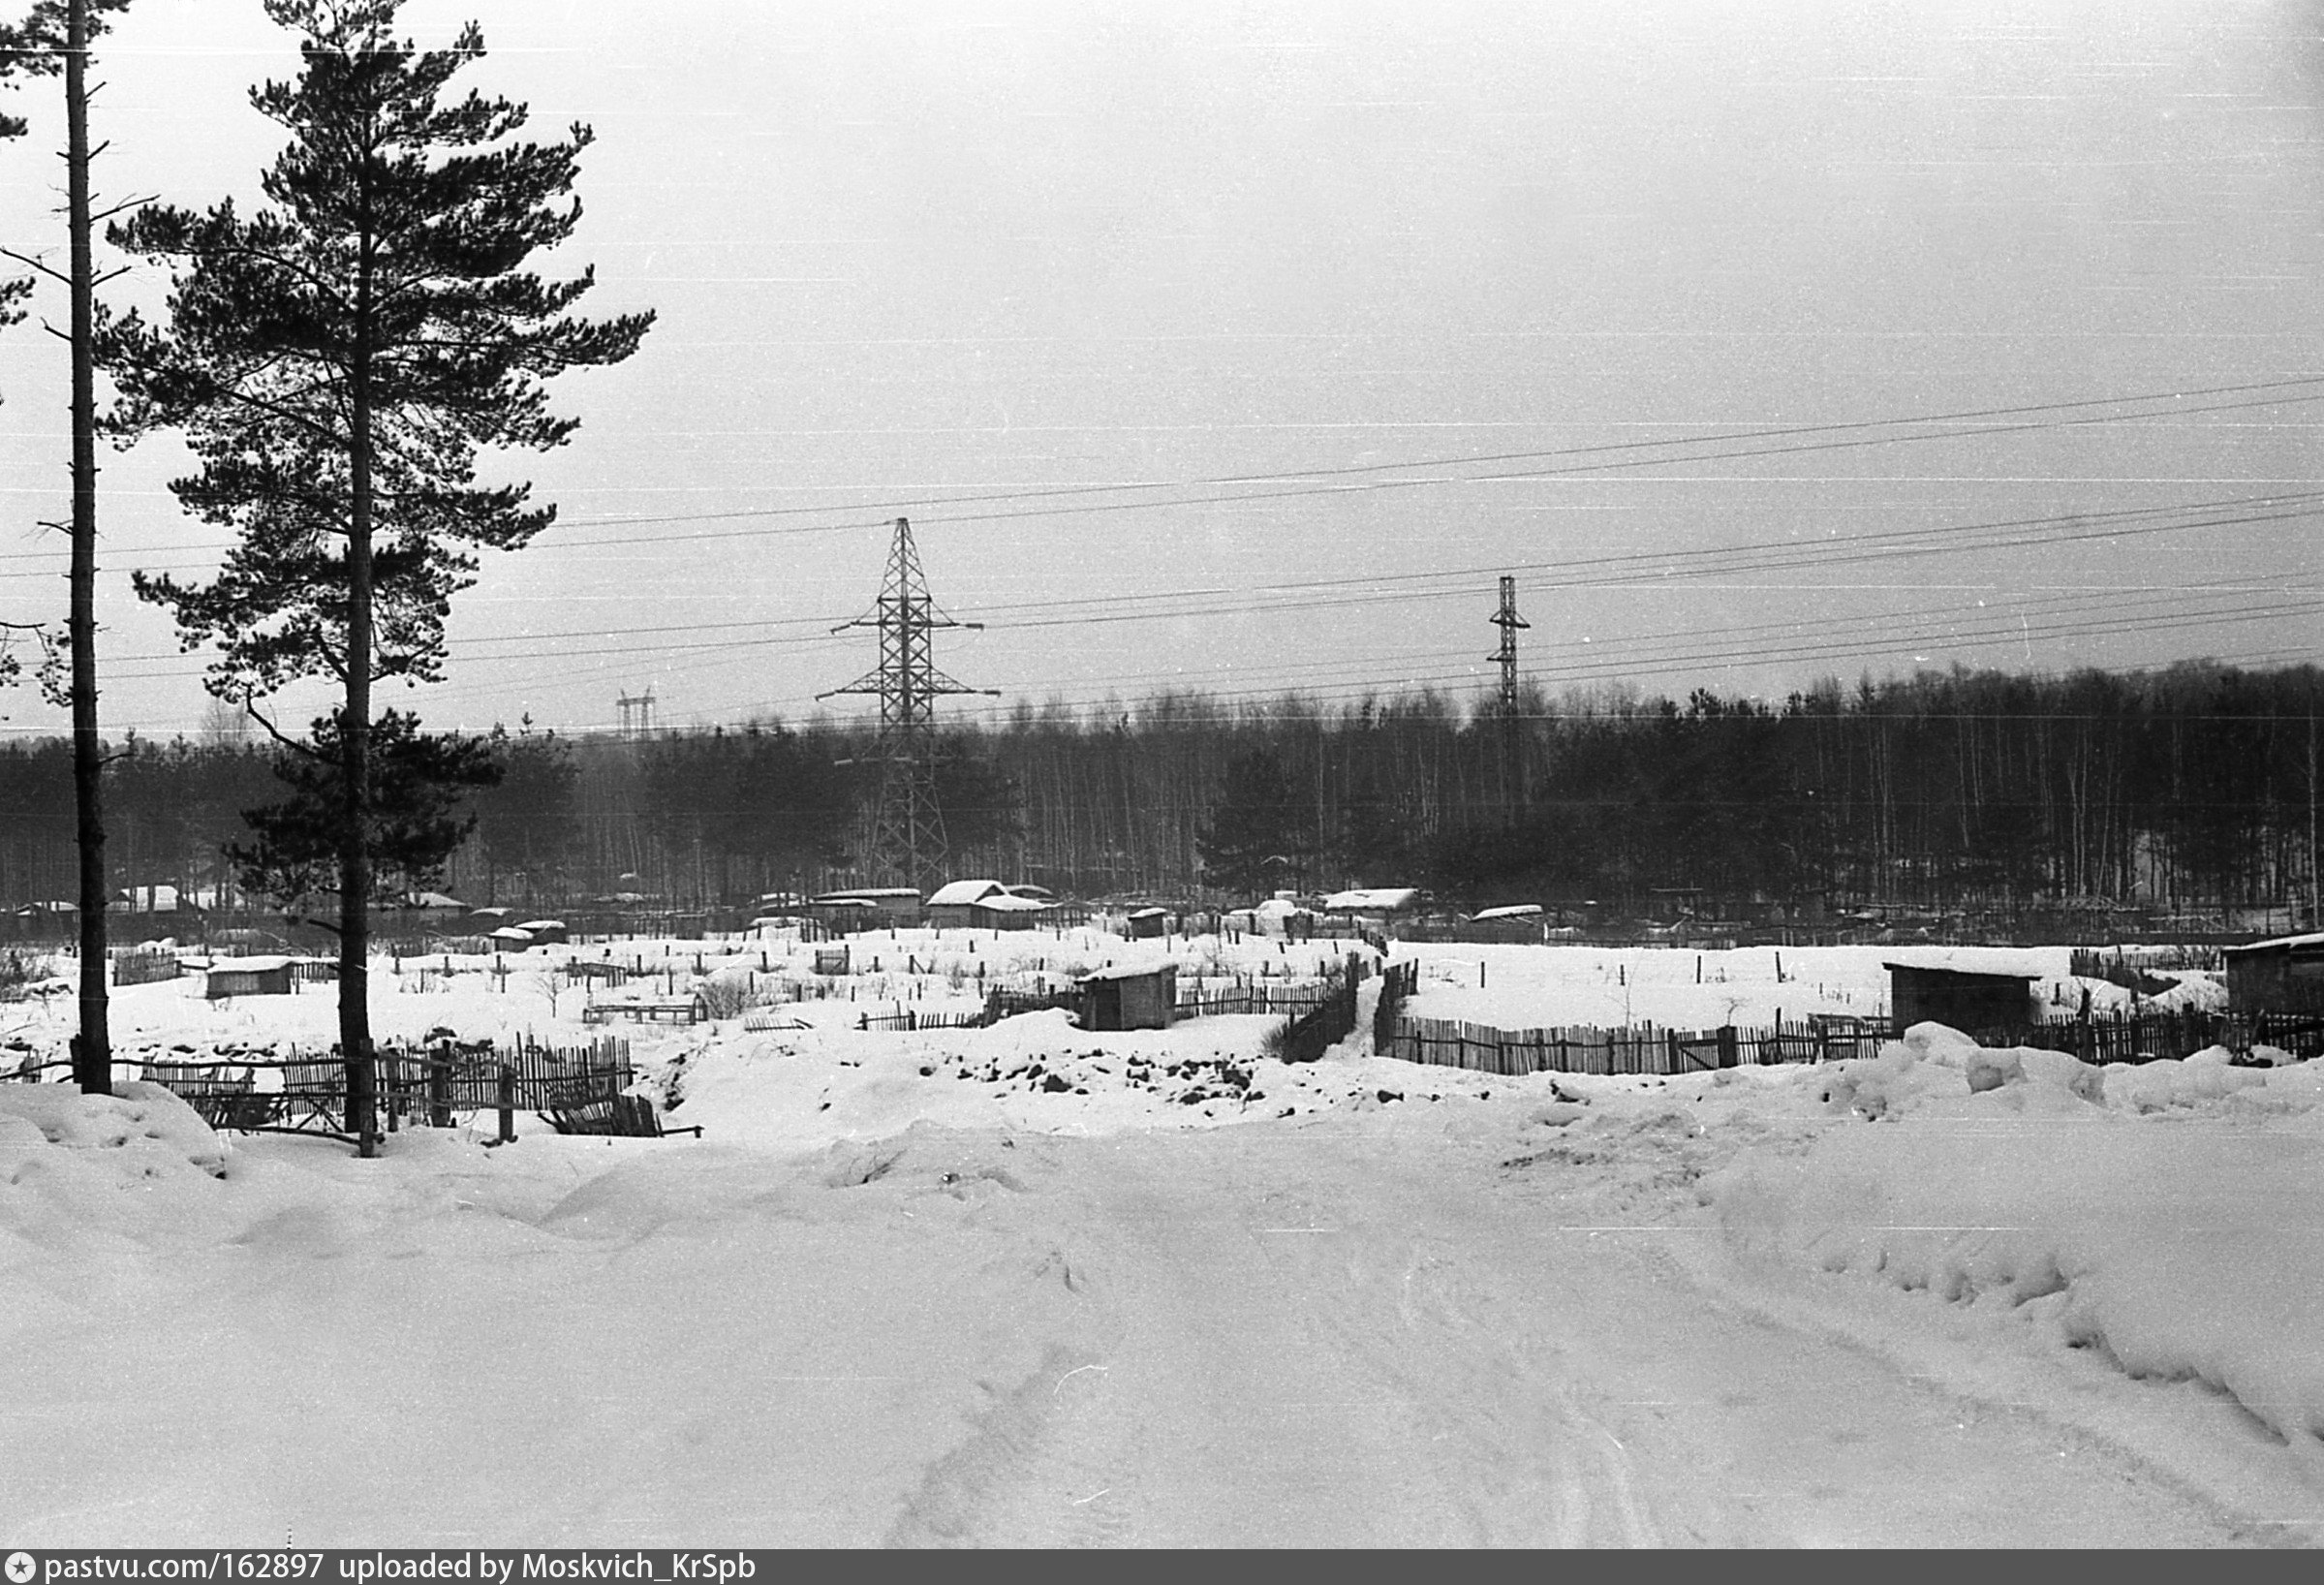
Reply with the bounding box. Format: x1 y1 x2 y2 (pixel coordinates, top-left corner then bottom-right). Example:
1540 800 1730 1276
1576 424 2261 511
2 0 138 1094
103 0 651 1152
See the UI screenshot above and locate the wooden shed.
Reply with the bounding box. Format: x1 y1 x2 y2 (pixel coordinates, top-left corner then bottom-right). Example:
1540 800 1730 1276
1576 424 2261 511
205 955 294 1000
1885 960 2038 1038
1125 906 1170 940
811 887 922 924
1079 963 1176 1031
926 879 1008 929
968 894 1051 932
2223 931 2324 1014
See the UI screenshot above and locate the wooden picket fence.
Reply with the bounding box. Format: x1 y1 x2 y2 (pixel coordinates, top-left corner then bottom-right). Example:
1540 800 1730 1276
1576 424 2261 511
2000 1008 2323 1065
1390 1017 1753 1077
111 950 184 987
1389 1012 1891 1077
1387 1005 2318 1077
1173 981 1338 1020
859 1008 985 1032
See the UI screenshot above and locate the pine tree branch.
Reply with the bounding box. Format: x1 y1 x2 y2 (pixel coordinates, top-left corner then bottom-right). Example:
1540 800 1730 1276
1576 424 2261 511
241 696 325 761
0 244 70 286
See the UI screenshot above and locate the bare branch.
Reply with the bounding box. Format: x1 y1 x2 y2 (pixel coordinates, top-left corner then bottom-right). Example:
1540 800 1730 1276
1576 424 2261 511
87 192 154 225
242 696 325 761
0 247 72 287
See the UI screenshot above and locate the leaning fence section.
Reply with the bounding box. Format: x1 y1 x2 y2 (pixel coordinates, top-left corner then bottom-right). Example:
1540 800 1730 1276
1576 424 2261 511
36 1037 644 1141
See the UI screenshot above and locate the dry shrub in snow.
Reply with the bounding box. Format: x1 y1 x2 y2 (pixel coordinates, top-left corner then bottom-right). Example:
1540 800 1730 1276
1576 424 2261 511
696 971 758 1021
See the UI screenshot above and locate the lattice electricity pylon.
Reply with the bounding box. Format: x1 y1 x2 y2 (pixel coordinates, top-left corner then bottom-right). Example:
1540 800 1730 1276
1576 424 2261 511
818 517 998 890
615 687 656 739
1489 575 1530 817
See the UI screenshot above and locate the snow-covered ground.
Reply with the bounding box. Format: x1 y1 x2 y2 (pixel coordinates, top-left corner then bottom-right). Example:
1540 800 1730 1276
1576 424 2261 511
1 928 2313 1547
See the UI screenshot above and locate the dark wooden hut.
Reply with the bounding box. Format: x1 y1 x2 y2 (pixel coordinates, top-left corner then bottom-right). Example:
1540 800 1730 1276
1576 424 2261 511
2222 932 2324 1014
1885 960 2038 1038
1078 963 1177 1031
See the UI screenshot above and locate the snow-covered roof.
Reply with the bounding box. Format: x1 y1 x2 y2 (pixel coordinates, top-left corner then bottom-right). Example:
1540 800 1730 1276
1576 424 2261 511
207 955 291 974
403 891 465 910
969 893 1052 913
813 887 920 904
1471 904 1542 921
1004 884 1057 900
1078 962 1173 983
1322 887 1420 913
514 919 566 932
929 879 1007 907
1881 948 2044 979
2226 930 2324 954
1127 906 1169 919
488 926 536 943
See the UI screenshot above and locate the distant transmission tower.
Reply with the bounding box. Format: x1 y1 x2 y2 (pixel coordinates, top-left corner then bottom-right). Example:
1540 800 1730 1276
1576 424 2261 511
616 687 657 739
1490 575 1529 818
819 517 998 890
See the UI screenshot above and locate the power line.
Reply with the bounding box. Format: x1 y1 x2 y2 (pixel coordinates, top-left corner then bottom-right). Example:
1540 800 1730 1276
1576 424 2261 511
79 484 2324 674
13 371 2318 566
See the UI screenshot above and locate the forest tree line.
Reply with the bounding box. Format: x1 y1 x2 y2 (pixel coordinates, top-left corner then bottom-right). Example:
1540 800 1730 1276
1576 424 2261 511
0 660 2316 921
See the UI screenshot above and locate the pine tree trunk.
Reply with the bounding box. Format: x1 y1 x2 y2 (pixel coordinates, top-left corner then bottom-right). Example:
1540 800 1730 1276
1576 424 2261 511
66 0 110 1096
342 236 377 1155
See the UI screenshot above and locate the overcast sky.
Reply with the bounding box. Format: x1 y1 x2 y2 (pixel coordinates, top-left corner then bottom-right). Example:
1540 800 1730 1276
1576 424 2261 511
3 0 2322 740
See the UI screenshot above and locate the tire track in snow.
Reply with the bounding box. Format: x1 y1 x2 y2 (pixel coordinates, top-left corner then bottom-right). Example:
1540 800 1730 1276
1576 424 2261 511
883 1343 1137 1547
883 1119 2273 1545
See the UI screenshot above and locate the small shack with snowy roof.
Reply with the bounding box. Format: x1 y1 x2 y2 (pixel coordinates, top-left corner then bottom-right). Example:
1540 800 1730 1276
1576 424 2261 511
1321 886 1422 920
204 955 294 1000
926 879 1007 928
2223 931 2324 1014
969 892 1052 932
1079 962 1176 1031
1884 953 2041 1038
810 887 921 926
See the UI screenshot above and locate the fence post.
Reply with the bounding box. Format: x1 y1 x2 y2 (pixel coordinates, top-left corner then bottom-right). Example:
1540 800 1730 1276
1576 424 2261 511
498 1064 515 1144
428 1050 452 1130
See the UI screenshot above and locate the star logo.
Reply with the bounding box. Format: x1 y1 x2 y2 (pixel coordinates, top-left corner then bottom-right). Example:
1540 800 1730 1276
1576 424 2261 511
5 1552 36 1585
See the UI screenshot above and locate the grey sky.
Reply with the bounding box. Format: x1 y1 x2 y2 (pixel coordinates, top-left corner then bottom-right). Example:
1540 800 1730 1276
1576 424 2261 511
3 0 2321 739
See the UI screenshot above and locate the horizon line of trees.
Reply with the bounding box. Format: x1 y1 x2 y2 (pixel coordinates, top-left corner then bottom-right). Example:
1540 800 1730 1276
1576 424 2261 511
1 658 2316 925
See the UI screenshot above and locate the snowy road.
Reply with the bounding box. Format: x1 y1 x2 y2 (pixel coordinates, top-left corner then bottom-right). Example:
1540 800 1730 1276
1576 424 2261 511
879 1123 2258 1547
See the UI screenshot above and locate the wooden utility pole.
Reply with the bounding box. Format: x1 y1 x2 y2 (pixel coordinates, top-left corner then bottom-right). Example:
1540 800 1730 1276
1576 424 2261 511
66 0 110 1095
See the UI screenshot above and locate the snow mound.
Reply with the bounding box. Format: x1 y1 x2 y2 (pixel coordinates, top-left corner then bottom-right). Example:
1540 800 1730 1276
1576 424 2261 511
1708 1033 2324 1446
0 1081 232 1255
0 1080 228 1172
1814 1024 2309 1122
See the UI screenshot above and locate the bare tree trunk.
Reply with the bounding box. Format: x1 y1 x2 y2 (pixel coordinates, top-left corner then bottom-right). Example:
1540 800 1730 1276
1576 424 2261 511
66 0 110 1096
341 237 376 1156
